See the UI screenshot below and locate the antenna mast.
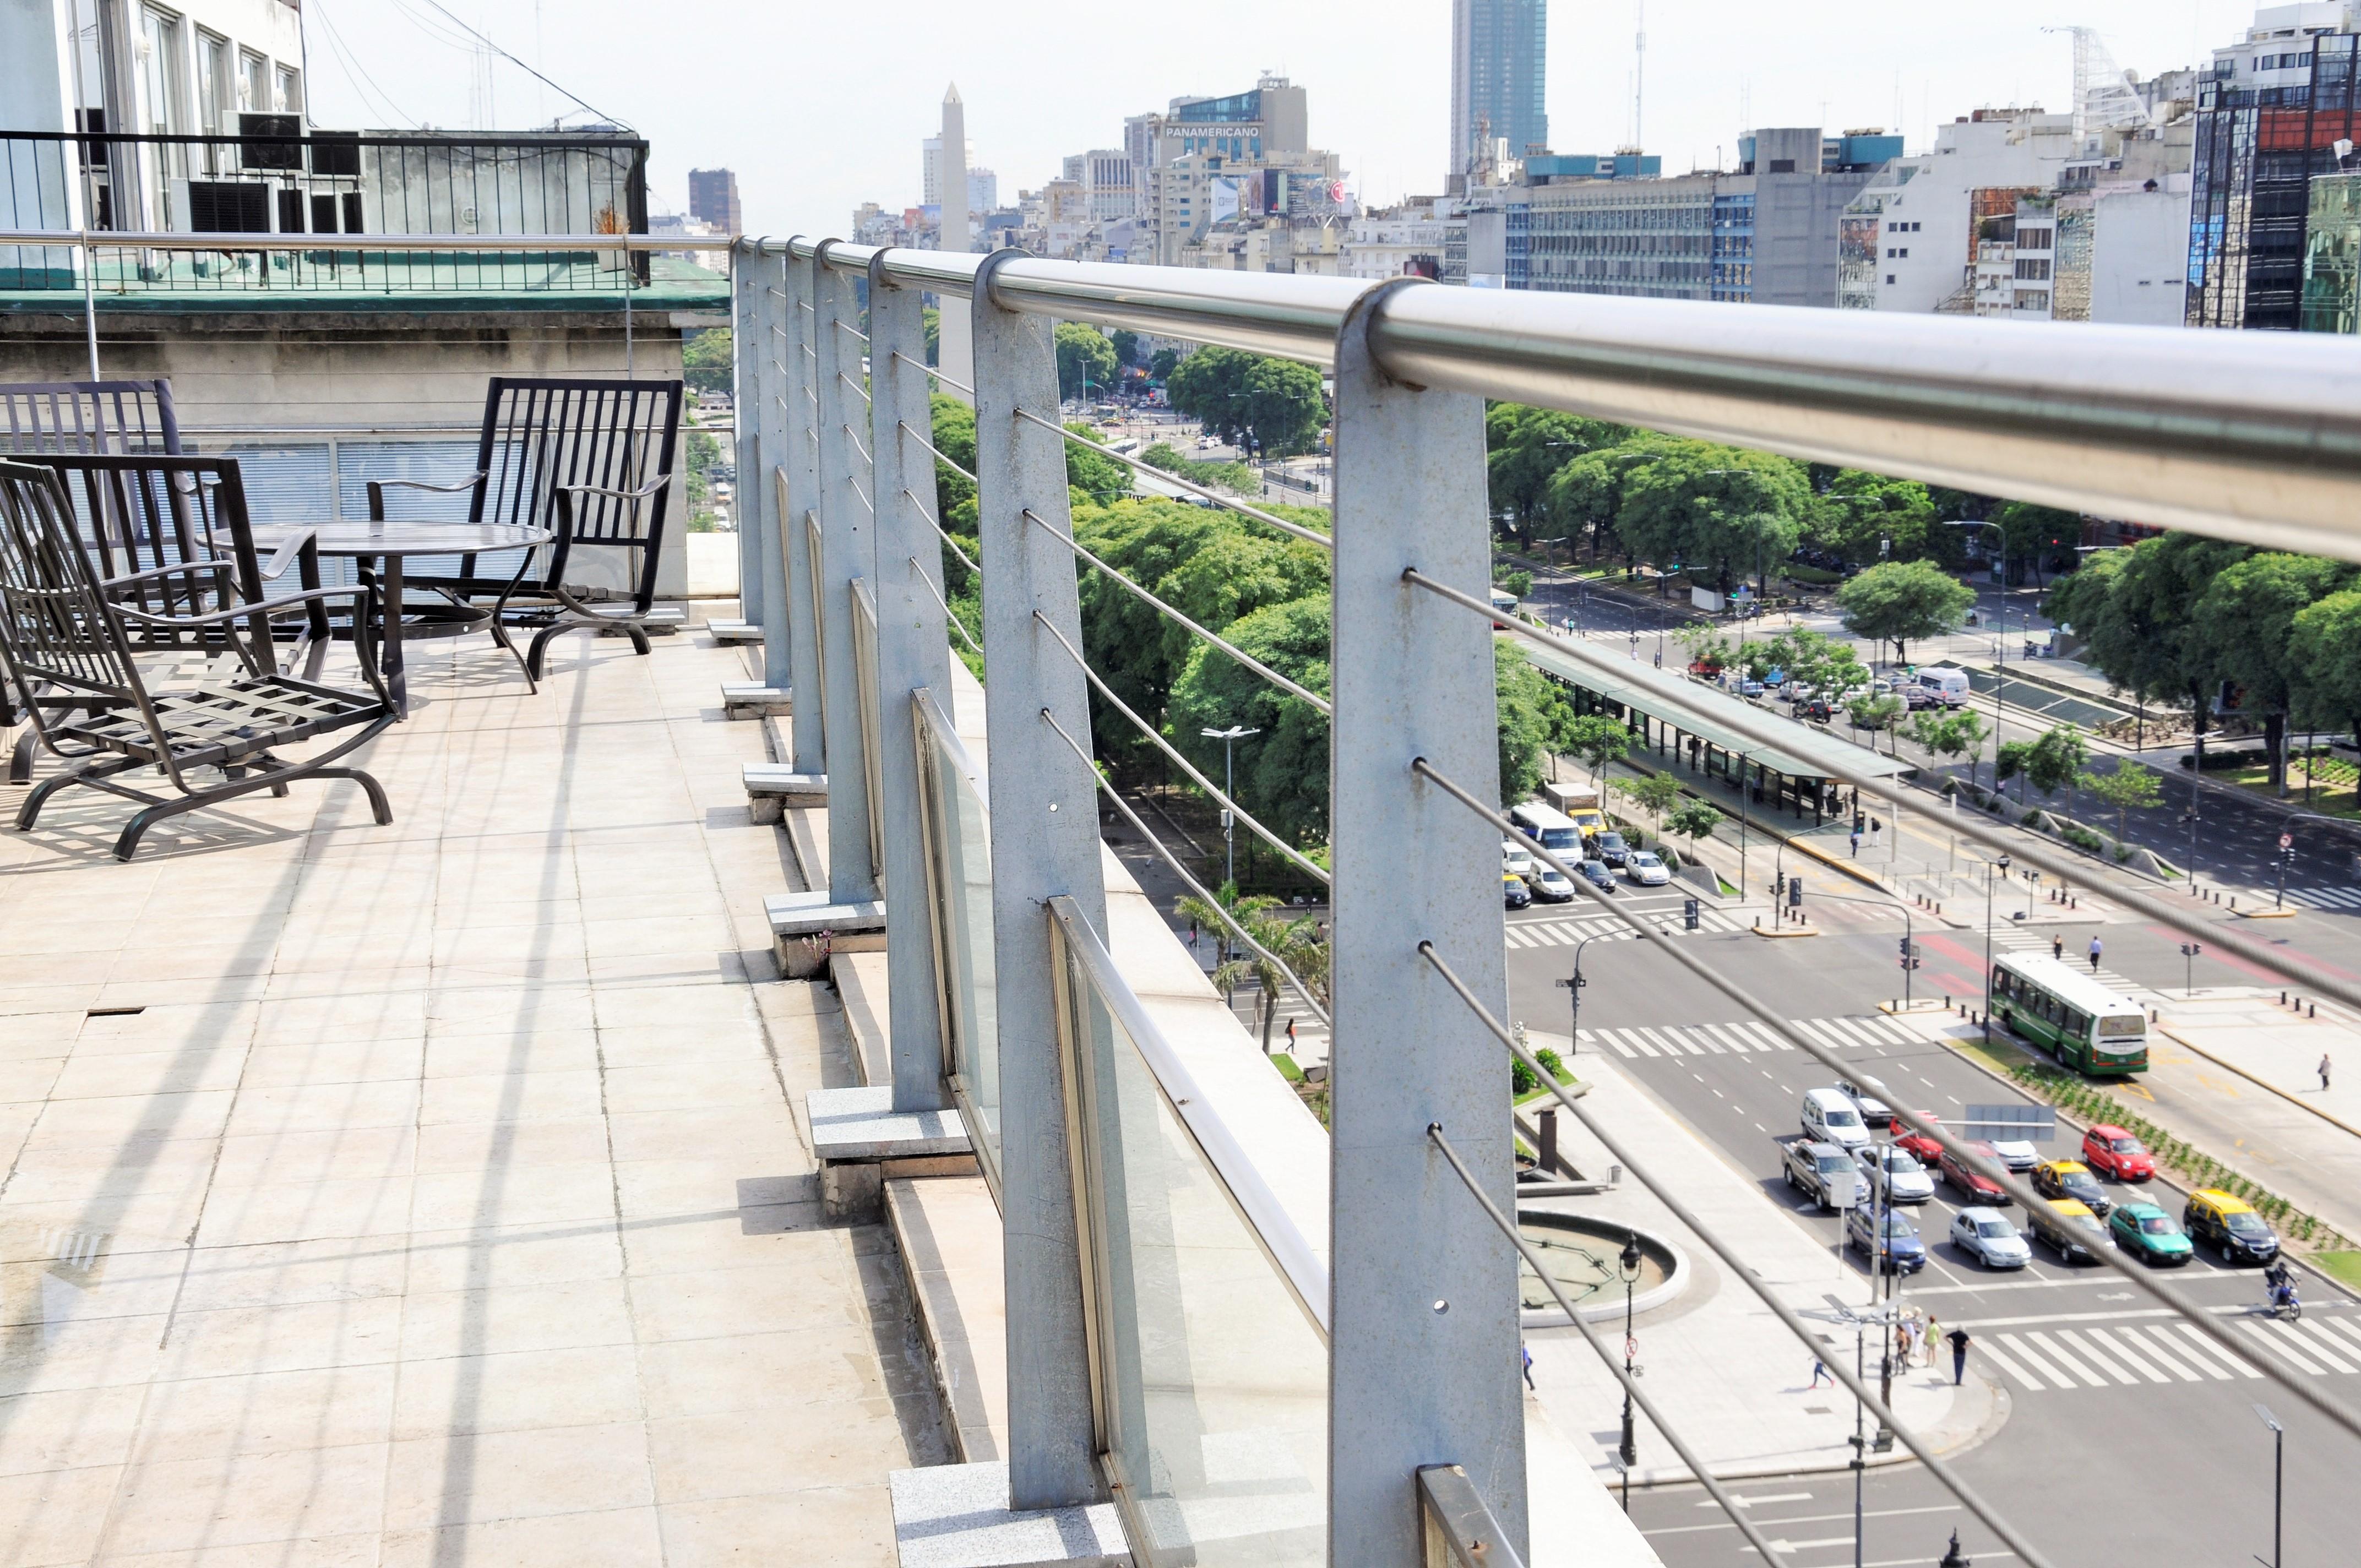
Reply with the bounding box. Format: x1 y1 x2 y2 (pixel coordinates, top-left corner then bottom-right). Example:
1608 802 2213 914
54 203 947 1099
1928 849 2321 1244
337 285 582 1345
1633 0 1647 148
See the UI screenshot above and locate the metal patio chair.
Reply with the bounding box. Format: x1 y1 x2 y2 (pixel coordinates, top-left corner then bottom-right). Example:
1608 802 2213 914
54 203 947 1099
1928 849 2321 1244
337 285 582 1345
0 459 394 862
363 375 684 688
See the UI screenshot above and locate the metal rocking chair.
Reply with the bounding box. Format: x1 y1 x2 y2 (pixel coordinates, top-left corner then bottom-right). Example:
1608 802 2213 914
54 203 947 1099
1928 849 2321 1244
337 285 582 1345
364 376 684 688
0 459 396 862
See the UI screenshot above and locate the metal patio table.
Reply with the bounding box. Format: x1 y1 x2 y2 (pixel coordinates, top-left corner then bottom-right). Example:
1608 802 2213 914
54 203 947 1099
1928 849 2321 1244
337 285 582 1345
248 520 551 718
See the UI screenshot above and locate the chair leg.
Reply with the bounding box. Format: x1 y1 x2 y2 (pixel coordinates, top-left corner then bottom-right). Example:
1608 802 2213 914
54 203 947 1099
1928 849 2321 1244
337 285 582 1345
525 623 572 683
15 768 80 831
305 766 394 825
486 619 538 695
113 793 210 861
7 725 35 786
623 623 652 657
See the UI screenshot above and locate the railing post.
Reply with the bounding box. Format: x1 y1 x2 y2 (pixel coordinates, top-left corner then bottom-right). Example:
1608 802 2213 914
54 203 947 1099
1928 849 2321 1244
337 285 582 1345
969 248 1106 1510
1328 278 1527 1564
868 254 955 1111
812 242 879 902
779 243 826 774
749 242 798 699
728 246 765 629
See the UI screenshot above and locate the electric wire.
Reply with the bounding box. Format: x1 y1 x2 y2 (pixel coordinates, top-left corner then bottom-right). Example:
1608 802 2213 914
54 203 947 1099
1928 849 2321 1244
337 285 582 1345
1405 749 2361 1441
1398 565 2361 1021
1415 940 2062 1568
1022 509 1332 716
1030 609 1330 889
1423 1124 1785 1568
1008 407 1333 548
412 0 632 129
1038 706 1331 1027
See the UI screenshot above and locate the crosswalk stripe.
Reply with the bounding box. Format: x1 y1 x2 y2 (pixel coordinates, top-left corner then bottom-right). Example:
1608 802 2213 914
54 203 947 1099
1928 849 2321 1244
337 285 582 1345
2309 1315 2361 1361
2288 1321 2360 1373
2063 1328 2156 1385
1700 1023 1754 1054
1744 1021 1794 1052
1609 1028 1658 1058
1825 1018 1883 1049
1692 1028 1728 1054
2108 1325 2205 1382
2025 1331 2113 1388
1972 1337 2048 1392
1996 1333 2075 1388
1645 1026 1702 1057
2240 1320 2327 1375
2174 1324 2264 1380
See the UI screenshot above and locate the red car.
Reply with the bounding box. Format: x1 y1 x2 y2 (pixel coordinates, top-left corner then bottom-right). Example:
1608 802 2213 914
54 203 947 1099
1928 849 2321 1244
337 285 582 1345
2082 1124 2156 1182
1939 1140 2011 1205
1891 1113 1945 1166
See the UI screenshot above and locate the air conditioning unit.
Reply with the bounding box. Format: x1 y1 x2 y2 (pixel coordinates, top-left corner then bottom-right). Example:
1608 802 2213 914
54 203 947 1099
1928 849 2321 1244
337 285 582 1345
237 113 301 171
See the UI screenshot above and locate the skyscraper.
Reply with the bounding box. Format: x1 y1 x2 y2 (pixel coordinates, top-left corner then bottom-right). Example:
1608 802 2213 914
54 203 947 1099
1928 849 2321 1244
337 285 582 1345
1451 0 1548 182
687 168 741 233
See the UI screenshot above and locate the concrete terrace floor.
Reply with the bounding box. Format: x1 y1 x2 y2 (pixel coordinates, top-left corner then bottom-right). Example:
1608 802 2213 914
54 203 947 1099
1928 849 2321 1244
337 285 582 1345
0 620 949 1564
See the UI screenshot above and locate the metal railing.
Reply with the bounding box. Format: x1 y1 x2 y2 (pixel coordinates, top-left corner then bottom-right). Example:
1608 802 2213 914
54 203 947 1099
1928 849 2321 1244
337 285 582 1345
1 129 651 291
723 231 2361 1568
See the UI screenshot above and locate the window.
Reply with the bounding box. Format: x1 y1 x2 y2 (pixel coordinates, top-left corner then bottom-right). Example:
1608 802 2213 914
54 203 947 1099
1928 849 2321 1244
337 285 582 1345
1885 274 1896 285
197 31 226 133
1899 248 1909 258
137 7 185 134
240 50 268 113
277 65 302 114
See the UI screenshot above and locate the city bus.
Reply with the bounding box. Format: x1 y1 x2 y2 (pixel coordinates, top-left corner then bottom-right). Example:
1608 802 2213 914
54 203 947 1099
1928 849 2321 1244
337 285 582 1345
1990 953 2148 1075
1506 799 1586 859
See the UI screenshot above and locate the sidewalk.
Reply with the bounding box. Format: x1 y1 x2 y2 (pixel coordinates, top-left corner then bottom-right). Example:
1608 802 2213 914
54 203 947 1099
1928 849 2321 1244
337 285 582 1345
1523 1035 2002 1487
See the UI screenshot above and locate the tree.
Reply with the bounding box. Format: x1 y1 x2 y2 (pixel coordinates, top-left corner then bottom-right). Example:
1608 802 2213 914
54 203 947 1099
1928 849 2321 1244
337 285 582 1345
2292 589 2361 808
681 327 732 396
1149 346 1179 382
1612 771 1682 837
2194 552 2350 793
1054 322 1119 403
1168 595 1334 847
1663 799 1723 856
1809 470 1941 567
2077 762 2164 842
1911 710 1990 790
1172 884 1328 1053
1836 559 1977 667
2023 725 2089 812
1497 644 1568 808
923 305 940 366
1564 714 1631 783
1847 693 1905 739
1110 328 1140 368
1486 405 1625 549
2047 532 2250 781
1165 345 1328 456
1062 422 1128 504
1991 500 2081 587
929 392 978 522
1994 739 2035 804
1615 441 1812 597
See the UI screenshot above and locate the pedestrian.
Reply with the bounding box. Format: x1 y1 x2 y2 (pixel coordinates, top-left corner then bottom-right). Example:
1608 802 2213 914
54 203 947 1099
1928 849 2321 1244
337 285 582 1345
1922 1315 1941 1368
2088 935 2103 974
1849 829 1862 858
1947 1326 1972 1386
1809 1356 1833 1389
1521 1344 1536 1391
1286 1018 1298 1052
2052 934 2064 963
2322 1053 2333 1093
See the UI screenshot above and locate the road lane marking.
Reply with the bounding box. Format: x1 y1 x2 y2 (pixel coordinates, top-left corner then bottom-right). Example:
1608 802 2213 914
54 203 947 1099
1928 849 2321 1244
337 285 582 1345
2286 1320 2360 1373
2174 1324 2264 1379
2310 1314 2361 1360
2057 1327 2147 1385
2239 1320 2327 1374
2110 1325 2207 1381
1995 1333 2074 1387
1971 1336 2047 1391
2023 1331 2112 1387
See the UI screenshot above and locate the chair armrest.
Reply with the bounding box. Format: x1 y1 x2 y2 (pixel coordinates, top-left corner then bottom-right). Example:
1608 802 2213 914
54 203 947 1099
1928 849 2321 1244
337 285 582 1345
111 586 369 630
559 476 672 503
368 472 487 521
258 527 317 582
99 558 239 592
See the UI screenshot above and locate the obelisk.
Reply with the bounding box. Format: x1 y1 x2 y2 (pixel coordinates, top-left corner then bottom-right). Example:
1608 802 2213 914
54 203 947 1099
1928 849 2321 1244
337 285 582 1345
935 83 975 403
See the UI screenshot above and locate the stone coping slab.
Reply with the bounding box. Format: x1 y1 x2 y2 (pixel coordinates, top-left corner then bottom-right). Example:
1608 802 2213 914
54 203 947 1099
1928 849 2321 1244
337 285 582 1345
810 1085 972 1161
887 1462 1129 1568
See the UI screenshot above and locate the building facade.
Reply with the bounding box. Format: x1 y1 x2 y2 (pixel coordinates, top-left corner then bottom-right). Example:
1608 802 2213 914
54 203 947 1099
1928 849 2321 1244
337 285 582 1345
1451 0 1548 182
687 167 741 233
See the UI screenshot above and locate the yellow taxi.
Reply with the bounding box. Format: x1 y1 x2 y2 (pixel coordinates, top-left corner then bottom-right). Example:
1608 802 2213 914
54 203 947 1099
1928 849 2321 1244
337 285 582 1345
2030 1158 2113 1217
2028 1199 2110 1264
2184 1189 2281 1266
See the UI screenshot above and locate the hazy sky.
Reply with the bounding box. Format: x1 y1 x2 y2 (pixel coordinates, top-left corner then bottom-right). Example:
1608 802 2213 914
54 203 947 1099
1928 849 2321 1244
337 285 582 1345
300 1 2260 232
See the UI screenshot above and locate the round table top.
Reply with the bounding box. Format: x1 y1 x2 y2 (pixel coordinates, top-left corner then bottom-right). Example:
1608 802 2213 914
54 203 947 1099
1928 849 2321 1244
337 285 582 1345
247 520 552 557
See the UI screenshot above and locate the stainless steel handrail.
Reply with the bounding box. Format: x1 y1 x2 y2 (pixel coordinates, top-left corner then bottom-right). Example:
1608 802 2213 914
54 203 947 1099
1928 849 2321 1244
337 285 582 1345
743 235 2361 563
0 228 737 252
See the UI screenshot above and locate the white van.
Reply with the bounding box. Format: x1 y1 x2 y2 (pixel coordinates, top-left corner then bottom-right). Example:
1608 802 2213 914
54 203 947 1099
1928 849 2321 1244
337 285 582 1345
1917 668 1972 707
1801 1087 1872 1150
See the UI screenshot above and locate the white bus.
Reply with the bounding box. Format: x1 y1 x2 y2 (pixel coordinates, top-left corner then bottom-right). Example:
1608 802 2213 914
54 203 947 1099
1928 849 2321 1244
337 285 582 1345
1507 800 1586 859
1990 953 2147 1075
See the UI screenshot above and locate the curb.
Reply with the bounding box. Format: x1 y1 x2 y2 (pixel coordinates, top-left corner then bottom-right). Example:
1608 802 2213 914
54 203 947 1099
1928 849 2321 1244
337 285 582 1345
1610 1366 2008 1489
2154 1021 2361 1145
2232 907 2299 920
1750 923 1822 939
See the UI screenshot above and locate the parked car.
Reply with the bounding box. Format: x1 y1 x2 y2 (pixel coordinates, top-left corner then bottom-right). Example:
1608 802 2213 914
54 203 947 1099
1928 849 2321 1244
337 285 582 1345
1593 831 1632 868
1856 1143 1935 1204
2030 1159 2113 1217
1576 859 1619 895
1530 865 1576 903
1890 1113 1945 1166
1949 1207 2032 1270
1502 839 1534 879
2082 1124 2156 1182
1985 1135 2039 1174
1783 1138 1862 1210
2028 1199 2112 1264
1846 1206 1929 1274
1902 686 1940 711
1736 679 1767 699
2110 1201 2194 1266
2184 1189 2280 1265
1504 871 1532 910
1800 699 1836 723
1938 1141 2011 1205
1623 851 1672 887
1835 1075 1894 1124
1801 1087 1872 1150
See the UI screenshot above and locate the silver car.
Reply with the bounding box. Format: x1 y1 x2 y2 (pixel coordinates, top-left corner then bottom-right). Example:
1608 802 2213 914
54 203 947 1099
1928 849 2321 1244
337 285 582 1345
1856 1144 1935 1204
1949 1207 2033 1270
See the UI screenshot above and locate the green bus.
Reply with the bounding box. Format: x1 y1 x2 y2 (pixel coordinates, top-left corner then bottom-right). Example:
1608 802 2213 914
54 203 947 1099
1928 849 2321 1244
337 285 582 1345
1991 953 2148 1075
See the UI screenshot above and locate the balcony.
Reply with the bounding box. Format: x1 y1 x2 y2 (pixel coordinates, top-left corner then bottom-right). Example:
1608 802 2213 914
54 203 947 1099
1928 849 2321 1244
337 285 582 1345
6 227 2361 1568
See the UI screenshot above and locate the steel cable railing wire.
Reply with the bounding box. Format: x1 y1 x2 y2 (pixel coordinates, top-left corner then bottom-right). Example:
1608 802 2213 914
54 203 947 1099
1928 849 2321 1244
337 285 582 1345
840 372 872 405
1414 941 2062 1568
902 489 979 576
847 473 874 515
1400 564 2361 1021
1038 706 1330 1027
1007 406 1334 549
1030 608 1330 888
890 350 975 400
1405 749 2361 1443
1422 1124 1785 1568
909 556 982 657
1022 508 1332 716
896 420 978 486
841 423 873 467
835 319 869 344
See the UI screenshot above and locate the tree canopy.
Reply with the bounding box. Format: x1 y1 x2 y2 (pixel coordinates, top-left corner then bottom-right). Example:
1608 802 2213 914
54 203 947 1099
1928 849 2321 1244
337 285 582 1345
1165 346 1328 456
1809 471 1944 567
1836 559 1977 666
1612 440 1811 594
1054 323 1119 402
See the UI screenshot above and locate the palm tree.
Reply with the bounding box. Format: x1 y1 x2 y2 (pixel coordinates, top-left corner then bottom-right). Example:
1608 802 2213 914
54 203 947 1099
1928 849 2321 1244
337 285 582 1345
1173 884 1331 1054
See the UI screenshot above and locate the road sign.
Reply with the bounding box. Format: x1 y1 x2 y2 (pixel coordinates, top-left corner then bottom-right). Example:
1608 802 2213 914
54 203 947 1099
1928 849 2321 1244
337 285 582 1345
2281 832 2294 850
1964 1103 2057 1144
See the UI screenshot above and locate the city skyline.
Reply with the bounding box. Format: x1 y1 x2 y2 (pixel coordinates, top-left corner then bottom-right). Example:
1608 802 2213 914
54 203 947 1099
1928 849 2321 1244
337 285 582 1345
295 1 2258 233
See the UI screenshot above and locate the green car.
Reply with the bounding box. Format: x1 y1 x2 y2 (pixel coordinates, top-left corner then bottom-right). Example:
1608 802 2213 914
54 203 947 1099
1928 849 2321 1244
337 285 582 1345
2109 1202 2194 1267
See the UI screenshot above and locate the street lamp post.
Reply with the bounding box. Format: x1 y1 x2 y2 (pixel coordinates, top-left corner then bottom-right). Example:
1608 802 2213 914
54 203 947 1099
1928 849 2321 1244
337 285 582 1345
1984 854 2010 1039
1200 724 1261 892
1555 933 1603 1055
1618 1233 1643 1512
2181 940 2202 998
2255 1403 2283 1568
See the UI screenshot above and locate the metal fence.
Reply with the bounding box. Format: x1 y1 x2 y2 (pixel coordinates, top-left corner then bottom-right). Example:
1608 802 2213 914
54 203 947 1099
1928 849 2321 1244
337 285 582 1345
731 233 2361 1567
1 129 649 291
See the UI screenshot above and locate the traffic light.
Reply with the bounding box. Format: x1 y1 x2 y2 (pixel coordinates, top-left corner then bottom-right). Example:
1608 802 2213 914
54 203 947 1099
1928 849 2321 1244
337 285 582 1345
1684 898 1701 931
1788 880 1804 909
1898 937 1919 971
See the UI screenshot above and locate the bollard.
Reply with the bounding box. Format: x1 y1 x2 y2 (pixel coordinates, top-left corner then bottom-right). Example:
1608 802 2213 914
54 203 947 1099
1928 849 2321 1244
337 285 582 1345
2311 1004 2317 1019
2283 992 2290 1006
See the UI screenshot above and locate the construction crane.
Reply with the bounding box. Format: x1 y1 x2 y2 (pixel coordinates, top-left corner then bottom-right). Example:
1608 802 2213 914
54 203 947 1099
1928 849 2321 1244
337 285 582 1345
2046 25 2155 136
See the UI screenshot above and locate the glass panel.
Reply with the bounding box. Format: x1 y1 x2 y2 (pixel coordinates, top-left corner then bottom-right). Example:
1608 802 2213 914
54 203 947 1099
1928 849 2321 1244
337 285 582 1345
803 513 828 742
916 693 999 1184
1056 912 1327 1566
851 580 886 889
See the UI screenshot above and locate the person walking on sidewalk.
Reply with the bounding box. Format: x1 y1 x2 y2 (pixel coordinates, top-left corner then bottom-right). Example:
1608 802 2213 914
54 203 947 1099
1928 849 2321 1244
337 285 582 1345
1849 828 1862 857
1286 1018 1297 1053
1521 1344 1536 1391
1947 1326 1972 1386
1809 1356 1834 1389
2052 934 2064 962
2088 935 2104 974
2322 1053 2333 1093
